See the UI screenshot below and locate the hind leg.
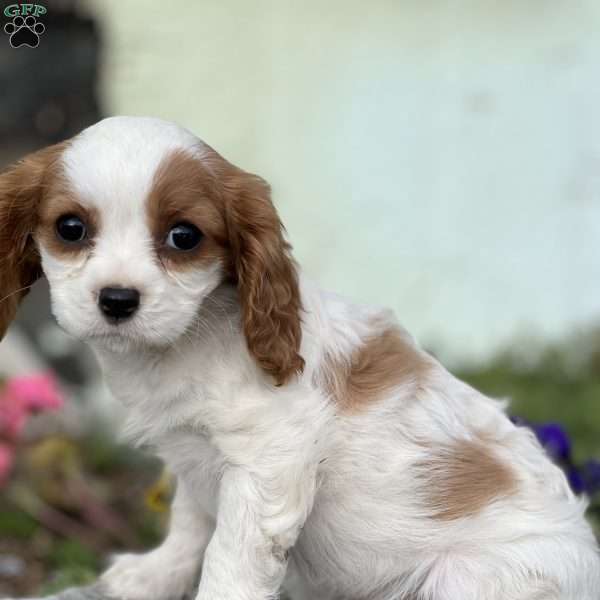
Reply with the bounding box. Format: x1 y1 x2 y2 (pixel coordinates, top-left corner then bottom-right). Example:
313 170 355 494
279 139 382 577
414 555 560 600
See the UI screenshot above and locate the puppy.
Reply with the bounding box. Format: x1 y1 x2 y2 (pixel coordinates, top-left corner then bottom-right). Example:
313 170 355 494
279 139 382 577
1 117 599 600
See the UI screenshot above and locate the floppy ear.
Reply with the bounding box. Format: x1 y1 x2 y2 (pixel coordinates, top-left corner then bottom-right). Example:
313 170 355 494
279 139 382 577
222 167 304 385
0 144 63 339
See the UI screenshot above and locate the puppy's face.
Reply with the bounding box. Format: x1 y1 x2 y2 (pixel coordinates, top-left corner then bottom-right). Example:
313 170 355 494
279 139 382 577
38 120 225 352
0 117 304 384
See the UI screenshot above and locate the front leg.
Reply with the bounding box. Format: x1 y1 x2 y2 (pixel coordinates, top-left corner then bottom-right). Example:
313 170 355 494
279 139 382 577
101 477 213 600
196 466 315 600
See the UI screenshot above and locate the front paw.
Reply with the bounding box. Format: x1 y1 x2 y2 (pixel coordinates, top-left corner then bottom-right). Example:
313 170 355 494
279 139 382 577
101 550 200 600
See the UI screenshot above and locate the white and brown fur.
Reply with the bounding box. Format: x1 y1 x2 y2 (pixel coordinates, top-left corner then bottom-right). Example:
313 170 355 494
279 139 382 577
1 117 599 600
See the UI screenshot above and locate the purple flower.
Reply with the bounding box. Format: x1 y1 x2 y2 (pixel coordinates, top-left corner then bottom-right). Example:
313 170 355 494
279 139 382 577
532 423 572 462
581 460 600 495
567 466 586 495
512 417 600 498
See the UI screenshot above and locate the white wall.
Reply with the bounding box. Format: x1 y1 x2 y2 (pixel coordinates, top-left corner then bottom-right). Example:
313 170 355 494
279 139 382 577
92 0 600 365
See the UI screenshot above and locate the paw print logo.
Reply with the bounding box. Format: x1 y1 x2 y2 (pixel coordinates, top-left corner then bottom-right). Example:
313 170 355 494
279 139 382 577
4 15 45 48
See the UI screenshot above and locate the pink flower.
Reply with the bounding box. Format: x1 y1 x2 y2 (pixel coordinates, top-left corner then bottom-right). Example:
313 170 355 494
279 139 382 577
0 373 64 439
0 397 27 438
5 373 64 412
0 443 14 487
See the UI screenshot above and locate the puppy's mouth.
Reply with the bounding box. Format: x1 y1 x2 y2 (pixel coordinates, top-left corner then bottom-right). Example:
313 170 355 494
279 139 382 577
102 315 137 327
86 321 154 354
88 320 140 341
87 311 176 352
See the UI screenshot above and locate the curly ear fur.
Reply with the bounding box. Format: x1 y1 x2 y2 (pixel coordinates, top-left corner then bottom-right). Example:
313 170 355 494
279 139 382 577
0 144 65 339
222 167 304 385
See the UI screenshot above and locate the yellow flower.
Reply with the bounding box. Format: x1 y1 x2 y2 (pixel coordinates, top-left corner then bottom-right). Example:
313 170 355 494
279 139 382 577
144 470 174 513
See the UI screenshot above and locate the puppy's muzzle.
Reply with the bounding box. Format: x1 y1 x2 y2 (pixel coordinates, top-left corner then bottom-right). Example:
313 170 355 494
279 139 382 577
98 287 140 322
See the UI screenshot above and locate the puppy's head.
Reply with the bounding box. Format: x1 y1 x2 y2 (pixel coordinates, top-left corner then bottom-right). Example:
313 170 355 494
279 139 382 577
0 116 304 385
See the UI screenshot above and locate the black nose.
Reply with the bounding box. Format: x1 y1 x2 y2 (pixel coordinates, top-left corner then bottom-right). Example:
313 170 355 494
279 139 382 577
98 287 140 321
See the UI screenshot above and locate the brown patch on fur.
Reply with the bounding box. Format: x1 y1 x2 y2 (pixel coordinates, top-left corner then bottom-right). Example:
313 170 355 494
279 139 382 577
147 149 229 269
319 326 432 412
147 148 304 386
420 436 517 521
0 142 67 339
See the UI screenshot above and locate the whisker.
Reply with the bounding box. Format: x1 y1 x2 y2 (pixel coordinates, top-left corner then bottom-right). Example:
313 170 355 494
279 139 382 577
0 284 33 304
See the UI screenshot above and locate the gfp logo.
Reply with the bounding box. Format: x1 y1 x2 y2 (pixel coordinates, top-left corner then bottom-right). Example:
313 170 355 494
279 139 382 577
3 4 47 48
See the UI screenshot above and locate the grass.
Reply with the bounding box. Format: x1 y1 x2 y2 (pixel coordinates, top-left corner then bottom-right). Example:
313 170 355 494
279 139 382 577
456 334 600 462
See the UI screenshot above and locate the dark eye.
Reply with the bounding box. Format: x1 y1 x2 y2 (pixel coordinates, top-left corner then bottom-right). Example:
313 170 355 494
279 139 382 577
166 222 203 251
56 215 87 243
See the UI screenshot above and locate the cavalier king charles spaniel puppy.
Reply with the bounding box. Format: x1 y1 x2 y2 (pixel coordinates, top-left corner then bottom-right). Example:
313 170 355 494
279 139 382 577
1 117 599 600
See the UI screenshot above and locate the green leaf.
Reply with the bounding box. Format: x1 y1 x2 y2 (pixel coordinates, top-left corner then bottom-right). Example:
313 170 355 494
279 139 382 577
47 540 100 571
0 508 38 538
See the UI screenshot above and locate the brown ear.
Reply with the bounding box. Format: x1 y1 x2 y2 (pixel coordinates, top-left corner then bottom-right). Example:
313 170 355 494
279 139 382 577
0 144 63 339
222 167 304 385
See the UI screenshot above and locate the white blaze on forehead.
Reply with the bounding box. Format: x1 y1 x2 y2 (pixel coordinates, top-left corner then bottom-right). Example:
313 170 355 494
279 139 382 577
61 116 207 216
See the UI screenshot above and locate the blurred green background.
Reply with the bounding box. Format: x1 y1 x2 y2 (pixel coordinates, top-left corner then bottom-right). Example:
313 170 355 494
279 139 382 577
0 0 598 595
